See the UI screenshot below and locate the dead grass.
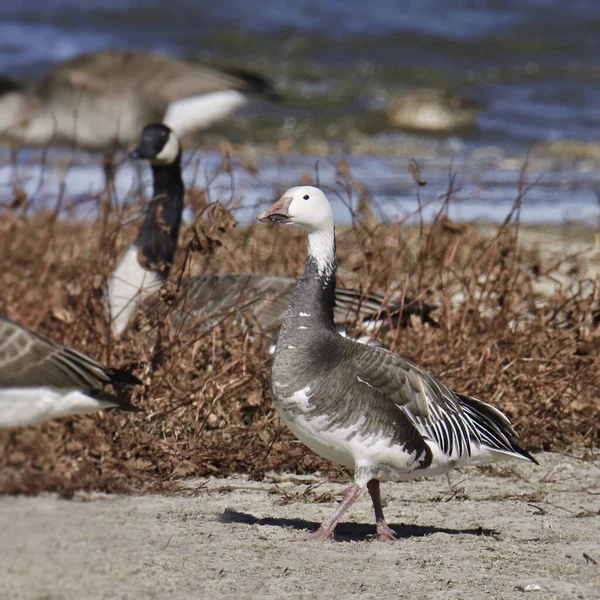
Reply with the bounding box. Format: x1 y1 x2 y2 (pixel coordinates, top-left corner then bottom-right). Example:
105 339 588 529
0 156 598 496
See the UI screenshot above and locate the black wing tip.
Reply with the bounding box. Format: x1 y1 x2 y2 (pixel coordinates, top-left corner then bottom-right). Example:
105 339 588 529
512 443 539 465
458 394 539 465
220 66 282 102
111 398 142 413
86 389 142 413
370 297 440 328
106 367 143 388
0 75 22 96
398 300 440 327
387 297 438 312
120 402 143 413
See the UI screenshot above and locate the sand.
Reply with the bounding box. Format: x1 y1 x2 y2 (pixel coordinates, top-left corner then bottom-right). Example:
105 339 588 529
1 452 598 600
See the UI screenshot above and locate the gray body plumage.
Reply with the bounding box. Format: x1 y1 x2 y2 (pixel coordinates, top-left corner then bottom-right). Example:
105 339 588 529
258 184 536 541
272 255 534 486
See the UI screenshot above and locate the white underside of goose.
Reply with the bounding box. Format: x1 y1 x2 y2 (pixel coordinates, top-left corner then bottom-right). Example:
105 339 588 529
0 388 118 428
108 246 163 335
279 389 422 485
164 90 248 135
278 384 522 488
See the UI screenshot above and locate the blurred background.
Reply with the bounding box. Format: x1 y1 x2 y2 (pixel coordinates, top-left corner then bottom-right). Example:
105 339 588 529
1 0 600 223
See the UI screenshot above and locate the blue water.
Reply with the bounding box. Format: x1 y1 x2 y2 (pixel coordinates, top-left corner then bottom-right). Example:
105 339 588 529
1 0 600 223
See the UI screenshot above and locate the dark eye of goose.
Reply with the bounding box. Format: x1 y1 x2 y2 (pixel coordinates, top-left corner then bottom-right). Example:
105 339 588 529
303 194 310 200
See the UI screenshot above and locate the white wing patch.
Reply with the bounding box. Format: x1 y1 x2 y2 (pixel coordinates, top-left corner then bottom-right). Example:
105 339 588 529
285 386 312 411
164 91 248 136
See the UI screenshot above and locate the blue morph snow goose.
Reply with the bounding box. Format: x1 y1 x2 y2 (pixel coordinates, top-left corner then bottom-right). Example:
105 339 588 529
107 124 437 338
257 186 537 542
0 317 141 429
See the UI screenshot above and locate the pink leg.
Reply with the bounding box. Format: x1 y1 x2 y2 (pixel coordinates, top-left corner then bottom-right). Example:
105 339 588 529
367 479 397 542
293 482 363 541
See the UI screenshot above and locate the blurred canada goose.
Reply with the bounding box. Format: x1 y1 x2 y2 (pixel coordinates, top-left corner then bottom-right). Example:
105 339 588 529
107 123 184 334
0 316 141 429
0 49 279 178
107 125 437 337
256 186 536 541
173 273 437 338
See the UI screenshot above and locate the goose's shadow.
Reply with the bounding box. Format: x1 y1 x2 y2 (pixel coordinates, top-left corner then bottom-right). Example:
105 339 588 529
219 511 499 542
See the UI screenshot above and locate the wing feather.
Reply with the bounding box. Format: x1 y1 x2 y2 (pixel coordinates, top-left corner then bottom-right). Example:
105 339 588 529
334 287 438 328
34 50 275 110
351 343 491 459
349 341 535 462
0 317 140 390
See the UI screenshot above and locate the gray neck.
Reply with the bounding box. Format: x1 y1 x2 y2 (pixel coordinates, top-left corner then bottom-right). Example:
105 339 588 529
276 227 338 351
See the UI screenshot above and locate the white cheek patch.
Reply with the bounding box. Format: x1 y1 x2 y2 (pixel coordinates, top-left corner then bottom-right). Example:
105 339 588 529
153 132 180 164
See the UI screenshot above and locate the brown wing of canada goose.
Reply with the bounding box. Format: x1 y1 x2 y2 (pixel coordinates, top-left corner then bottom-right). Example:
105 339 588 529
175 274 296 333
27 50 278 149
139 273 437 336
34 50 277 113
0 317 140 390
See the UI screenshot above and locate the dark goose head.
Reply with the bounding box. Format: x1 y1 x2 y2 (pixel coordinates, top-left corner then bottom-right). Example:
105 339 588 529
129 123 181 165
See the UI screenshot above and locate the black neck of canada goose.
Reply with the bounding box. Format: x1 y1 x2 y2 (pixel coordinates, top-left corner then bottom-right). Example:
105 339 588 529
134 147 184 279
107 125 184 336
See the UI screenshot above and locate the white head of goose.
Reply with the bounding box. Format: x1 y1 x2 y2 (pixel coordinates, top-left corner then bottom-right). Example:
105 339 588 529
107 123 184 335
0 317 141 429
257 186 537 542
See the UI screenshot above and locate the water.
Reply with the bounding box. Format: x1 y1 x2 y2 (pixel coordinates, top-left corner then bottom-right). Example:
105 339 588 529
1 0 600 223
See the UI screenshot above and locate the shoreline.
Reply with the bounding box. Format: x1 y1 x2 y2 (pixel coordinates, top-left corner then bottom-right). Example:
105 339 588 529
1 452 598 599
1 144 600 227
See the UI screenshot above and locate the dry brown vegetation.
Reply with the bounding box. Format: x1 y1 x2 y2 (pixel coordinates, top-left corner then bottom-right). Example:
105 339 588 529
0 157 598 496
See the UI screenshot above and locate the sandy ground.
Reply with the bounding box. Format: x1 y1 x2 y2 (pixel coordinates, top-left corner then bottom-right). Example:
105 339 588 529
1 452 598 600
